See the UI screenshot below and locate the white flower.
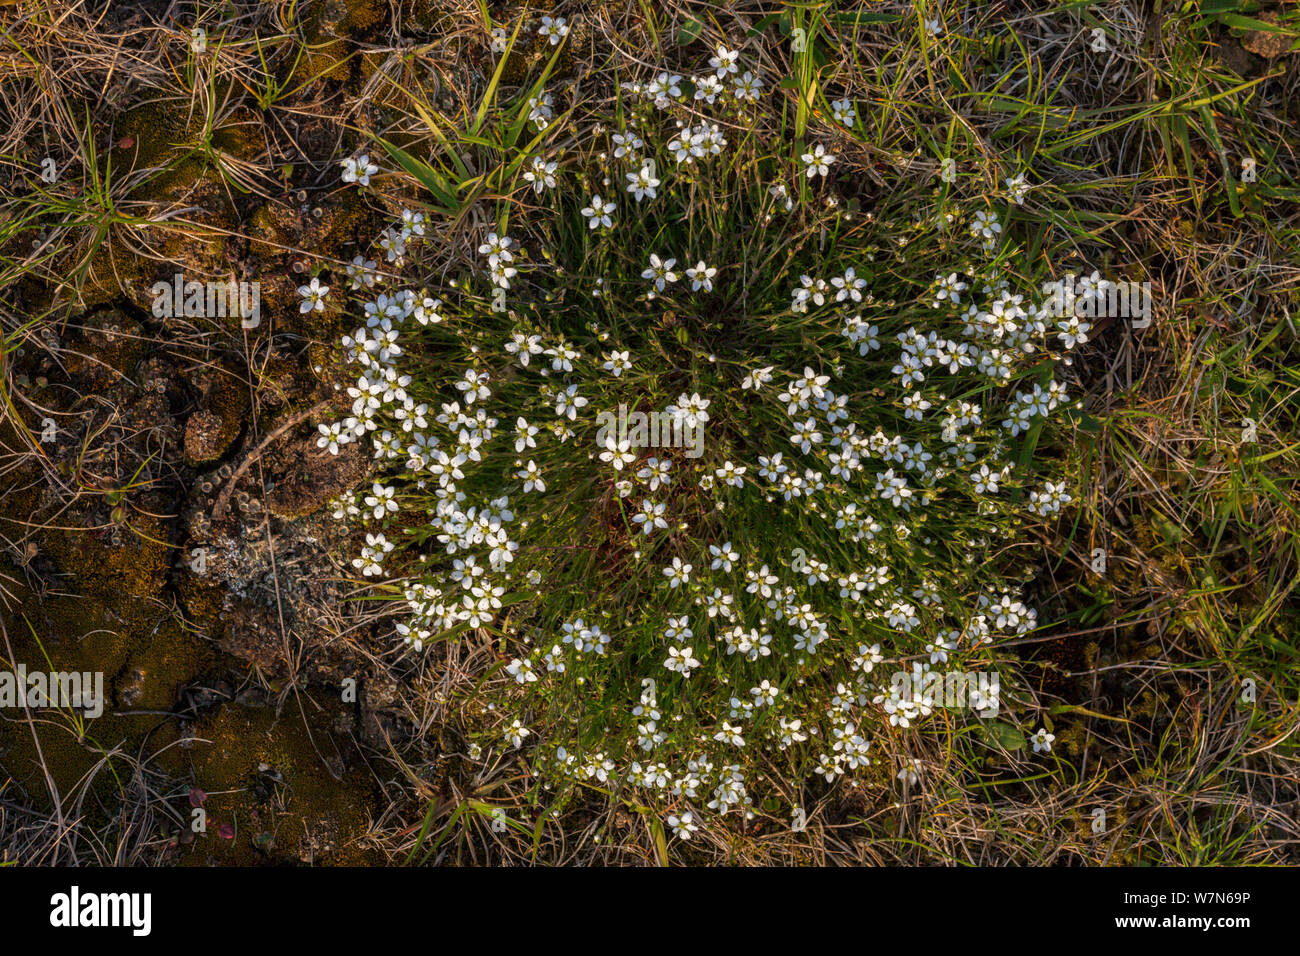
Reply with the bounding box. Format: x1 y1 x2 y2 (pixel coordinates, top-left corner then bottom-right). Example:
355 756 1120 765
632 499 668 534
667 392 710 429
506 658 538 683
316 422 346 455
664 616 692 641
524 156 558 193
298 277 329 313
1030 728 1055 753
341 153 378 186
715 461 746 487
554 384 588 419
600 436 637 471
505 719 530 748
537 15 569 45
741 366 774 390
517 460 546 493
528 92 554 129
663 557 693 588
1005 172 1029 205
801 144 835 178
400 208 426 240
372 229 408 268
546 338 580 372
831 266 866 302
612 132 644 159
647 71 683 108
971 464 1001 494
713 721 745 746
667 123 727 164
708 542 738 572
686 261 717 292
602 350 632 376
487 259 516 294
363 482 398 519
345 255 378 290
396 621 431 651
667 811 699 839
1029 480 1072 516
413 295 443 326
694 74 723 104
478 231 514 266
514 417 539 452
970 209 1002 243
626 165 660 202
352 532 393 577
897 759 923 785
733 70 763 102
506 331 543 366
710 44 740 76
664 645 700 676
1056 316 1092 350
581 194 617 229
642 254 678 291
933 272 969 308
637 457 672 492
830 98 856 127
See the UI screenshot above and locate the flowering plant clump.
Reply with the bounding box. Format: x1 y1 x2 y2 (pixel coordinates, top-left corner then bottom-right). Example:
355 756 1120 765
316 29 1086 835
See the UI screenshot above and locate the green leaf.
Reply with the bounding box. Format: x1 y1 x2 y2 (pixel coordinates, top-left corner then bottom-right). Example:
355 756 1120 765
646 814 669 866
375 136 461 215
471 17 525 137
677 17 703 46
1065 406 1102 434
985 721 1027 751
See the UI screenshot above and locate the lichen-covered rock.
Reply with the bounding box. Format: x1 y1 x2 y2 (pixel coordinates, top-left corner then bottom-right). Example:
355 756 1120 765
1242 12 1291 59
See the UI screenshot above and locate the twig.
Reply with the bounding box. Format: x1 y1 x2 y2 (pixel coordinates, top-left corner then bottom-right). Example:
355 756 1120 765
209 397 333 522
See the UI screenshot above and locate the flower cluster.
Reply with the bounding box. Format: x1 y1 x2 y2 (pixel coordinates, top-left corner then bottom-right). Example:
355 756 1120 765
312 31 1084 840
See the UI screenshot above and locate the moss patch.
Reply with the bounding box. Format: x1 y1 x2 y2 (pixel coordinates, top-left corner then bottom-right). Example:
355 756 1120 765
181 696 382 865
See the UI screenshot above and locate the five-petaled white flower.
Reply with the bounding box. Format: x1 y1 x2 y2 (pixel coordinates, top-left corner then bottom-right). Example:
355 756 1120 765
801 144 835 178
642 254 679 291
626 165 660 202
537 16 570 45
686 261 717 292
299 277 329 313
341 153 378 186
581 194 617 229
663 557 693 588
667 811 699 839
664 645 700 676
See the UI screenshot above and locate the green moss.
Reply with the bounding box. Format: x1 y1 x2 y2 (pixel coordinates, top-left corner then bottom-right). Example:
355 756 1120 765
44 511 171 602
110 101 195 179
401 0 443 34
63 102 252 309
0 562 210 819
175 571 226 640
182 697 383 865
208 108 265 164
292 0 387 87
